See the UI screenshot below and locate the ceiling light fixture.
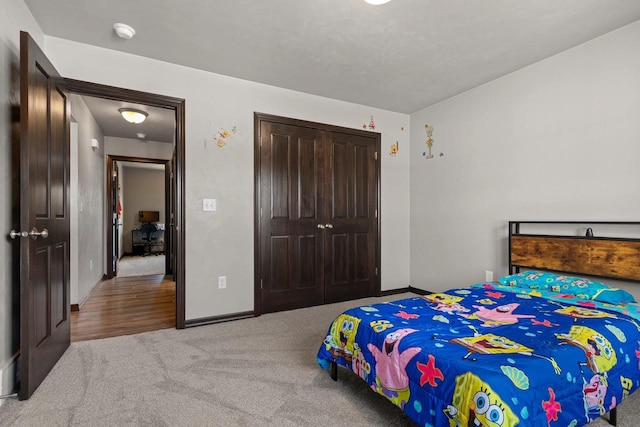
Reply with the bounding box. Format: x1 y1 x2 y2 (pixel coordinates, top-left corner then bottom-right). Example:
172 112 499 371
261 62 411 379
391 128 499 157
136 133 146 139
118 108 148 124
113 23 136 40
364 0 392 4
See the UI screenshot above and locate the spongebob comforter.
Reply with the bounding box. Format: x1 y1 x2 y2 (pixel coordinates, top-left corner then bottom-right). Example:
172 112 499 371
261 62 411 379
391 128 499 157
317 285 640 426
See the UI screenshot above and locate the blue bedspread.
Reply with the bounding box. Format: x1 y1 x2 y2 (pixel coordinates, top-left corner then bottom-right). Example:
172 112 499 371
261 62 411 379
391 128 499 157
317 287 640 426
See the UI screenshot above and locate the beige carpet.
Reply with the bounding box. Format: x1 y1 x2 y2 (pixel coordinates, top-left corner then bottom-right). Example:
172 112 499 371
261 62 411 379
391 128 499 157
1 293 638 426
117 254 165 277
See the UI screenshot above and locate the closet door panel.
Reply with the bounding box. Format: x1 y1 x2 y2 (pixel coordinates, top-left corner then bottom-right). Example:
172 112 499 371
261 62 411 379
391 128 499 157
329 233 349 286
259 121 324 313
298 235 319 288
269 236 290 291
324 132 378 303
331 141 349 219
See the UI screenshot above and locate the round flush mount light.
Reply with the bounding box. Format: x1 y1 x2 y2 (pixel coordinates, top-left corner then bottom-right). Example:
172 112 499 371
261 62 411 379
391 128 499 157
118 108 148 124
113 23 136 39
364 0 392 4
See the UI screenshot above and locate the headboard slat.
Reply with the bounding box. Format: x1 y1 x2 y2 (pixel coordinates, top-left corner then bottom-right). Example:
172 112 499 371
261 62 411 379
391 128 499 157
511 235 640 282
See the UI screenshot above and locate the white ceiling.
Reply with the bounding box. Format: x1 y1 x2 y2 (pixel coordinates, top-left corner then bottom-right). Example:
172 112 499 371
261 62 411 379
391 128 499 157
25 0 640 115
81 96 175 143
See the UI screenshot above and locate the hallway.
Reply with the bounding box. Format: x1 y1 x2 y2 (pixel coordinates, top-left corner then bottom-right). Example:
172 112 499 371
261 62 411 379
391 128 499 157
71 274 176 342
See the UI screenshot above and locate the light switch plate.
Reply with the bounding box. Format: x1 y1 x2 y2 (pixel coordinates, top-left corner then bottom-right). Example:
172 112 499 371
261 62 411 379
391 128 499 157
203 198 216 212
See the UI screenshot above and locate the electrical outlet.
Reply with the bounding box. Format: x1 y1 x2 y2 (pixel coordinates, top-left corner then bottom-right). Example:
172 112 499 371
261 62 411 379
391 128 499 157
203 198 217 212
218 276 227 289
485 270 493 282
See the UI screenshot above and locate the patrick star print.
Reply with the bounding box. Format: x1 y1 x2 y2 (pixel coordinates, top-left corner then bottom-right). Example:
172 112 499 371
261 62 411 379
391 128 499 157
460 303 535 327
368 328 421 409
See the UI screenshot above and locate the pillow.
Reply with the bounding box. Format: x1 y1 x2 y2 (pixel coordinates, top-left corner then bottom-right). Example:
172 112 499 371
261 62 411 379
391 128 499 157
497 270 636 304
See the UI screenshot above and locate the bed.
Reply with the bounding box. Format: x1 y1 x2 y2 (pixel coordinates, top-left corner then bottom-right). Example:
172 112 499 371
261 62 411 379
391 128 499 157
317 221 640 426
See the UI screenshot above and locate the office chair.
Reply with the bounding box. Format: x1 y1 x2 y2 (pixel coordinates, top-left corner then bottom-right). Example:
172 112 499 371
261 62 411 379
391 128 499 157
139 223 158 256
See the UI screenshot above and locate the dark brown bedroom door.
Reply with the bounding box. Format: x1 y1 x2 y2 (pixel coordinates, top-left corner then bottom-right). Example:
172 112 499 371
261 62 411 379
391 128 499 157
256 114 380 314
18 31 71 400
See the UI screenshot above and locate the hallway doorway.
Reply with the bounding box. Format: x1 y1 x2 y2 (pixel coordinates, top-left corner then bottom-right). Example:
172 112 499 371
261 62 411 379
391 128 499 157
110 158 170 278
63 78 186 330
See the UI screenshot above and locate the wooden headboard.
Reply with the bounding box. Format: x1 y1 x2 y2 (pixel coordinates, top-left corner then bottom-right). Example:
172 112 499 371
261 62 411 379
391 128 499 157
509 221 640 282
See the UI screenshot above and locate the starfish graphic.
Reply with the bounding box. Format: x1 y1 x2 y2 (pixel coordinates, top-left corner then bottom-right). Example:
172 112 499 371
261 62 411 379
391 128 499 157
542 387 562 425
577 301 597 308
531 319 559 328
417 354 444 387
485 291 505 299
394 310 419 320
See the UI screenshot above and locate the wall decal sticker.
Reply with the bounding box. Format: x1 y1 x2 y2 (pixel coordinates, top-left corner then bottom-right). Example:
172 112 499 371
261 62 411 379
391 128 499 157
208 125 237 148
390 141 399 156
423 123 434 159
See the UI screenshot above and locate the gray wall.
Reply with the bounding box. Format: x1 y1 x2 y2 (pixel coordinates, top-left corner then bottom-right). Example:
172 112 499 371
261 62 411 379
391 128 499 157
70 94 105 306
409 21 640 299
105 136 173 160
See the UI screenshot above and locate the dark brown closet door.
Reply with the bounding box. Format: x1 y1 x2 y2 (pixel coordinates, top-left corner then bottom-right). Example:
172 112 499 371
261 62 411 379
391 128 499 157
258 121 325 313
323 132 378 303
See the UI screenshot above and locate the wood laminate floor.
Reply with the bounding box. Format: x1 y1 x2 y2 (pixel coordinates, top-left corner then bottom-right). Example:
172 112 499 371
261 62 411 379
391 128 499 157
71 274 176 342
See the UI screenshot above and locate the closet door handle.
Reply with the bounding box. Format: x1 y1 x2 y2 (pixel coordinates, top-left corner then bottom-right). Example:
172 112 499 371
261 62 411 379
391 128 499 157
317 224 325 229
29 227 48 240
325 224 334 229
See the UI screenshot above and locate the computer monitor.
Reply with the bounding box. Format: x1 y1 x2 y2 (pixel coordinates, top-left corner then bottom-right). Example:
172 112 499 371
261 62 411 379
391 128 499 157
139 210 159 223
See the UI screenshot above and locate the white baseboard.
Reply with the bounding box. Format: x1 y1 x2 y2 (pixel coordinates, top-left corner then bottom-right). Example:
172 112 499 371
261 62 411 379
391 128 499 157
0 354 18 403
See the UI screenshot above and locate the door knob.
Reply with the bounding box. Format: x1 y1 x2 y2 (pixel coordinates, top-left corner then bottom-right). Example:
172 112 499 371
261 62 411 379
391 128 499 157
29 227 49 240
317 224 325 229
9 230 28 239
325 224 334 229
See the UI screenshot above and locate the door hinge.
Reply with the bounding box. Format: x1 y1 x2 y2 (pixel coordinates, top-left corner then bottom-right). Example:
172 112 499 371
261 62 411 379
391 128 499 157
375 267 378 276
375 209 378 218
260 207 263 218
260 279 263 289
374 151 378 160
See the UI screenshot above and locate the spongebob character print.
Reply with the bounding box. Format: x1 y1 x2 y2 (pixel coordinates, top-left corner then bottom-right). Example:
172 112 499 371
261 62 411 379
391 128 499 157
323 313 361 363
556 325 617 374
445 372 519 427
